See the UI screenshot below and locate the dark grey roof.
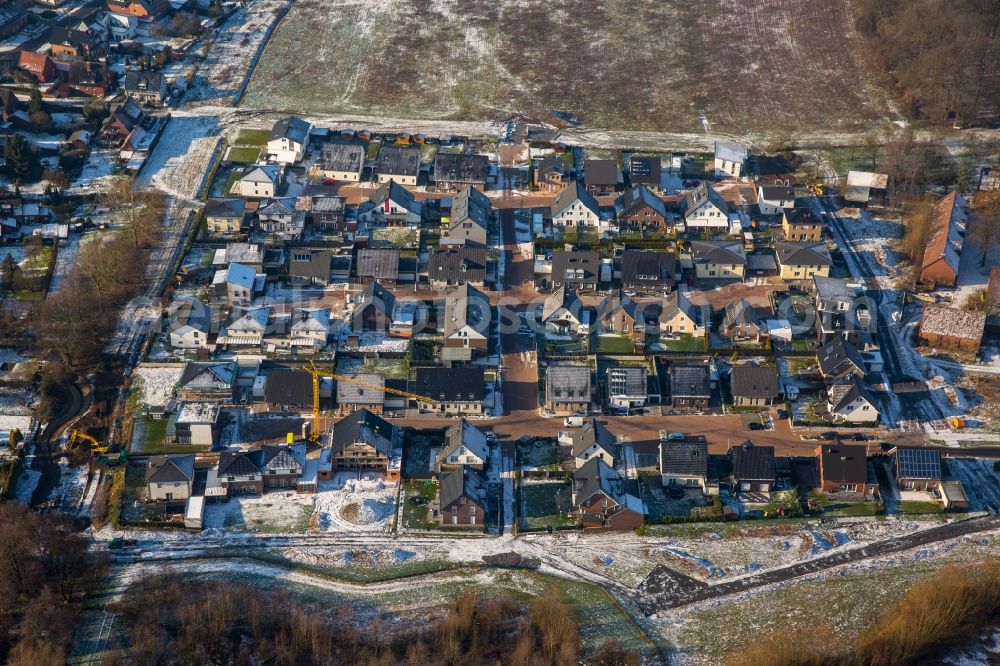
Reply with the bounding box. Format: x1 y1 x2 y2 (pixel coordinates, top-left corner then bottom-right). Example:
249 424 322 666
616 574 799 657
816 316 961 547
537 155 568 180
439 466 486 508
263 368 312 405
784 207 826 227
429 247 487 283
450 186 492 230
330 408 397 456
829 374 877 414
616 184 667 218
356 281 396 322
376 144 421 177
369 180 419 214
759 184 794 201
551 179 600 217
584 159 619 187
628 155 661 186
659 439 708 477
668 364 710 398
551 250 600 283
722 300 761 330
205 198 246 218
818 444 868 485
684 182 730 219
813 275 856 302
818 336 866 377
318 143 365 174
730 366 779 399
894 447 941 480
569 418 618 457
729 441 775 482
145 454 194 484
573 457 627 506
690 240 746 265
357 248 400 281
413 366 484 402
218 450 263 477
606 366 647 398
775 241 832 267
443 283 490 338
621 250 675 289
545 365 591 403
434 153 489 184
439 419 490 464
269 117 310 144
124 70 165 93
542 284 584 321
179 361 235 388
261 443 305 471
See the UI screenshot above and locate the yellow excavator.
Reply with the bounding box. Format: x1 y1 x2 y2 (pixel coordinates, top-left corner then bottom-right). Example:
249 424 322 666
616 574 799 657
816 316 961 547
68 429 127 465
303 360 439 439
69 429 109 454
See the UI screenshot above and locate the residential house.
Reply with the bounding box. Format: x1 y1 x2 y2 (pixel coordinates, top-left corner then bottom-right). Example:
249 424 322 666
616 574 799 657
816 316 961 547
728 441 775 494
719 300 764 341
0 0 27 40
105 11 138 42
218 306 272 348
844 171 888 205
315 143 364 181
827 375 879 424
571 458 644 530
781 208 826 242
684 183 732 231
169 299 214 351
361 180 422 227
620 249 675 294
261 369 312 413
605 367 648 410
757 184 795 215
352 281 395 333
123 70 166 106
328 408 402 480
435 418 490 472
213 262 257 307
659 436 709 492
19 52 56 83
774 241 832 280
545 365 591 415
730 366 780 406
375 144 420 185
442 283 491 361
440 186 491 246
288 248 332 286
690 240 746 280
288 308 330 350
667 364 710 409
714 141 748 177
204 198 246 237
584 159 621 194
266 117 311 164
615 185 669 231
551 251 600 291
813 276 870 346
628 155 661 191
171 402 220 446
336 374 385 415
550 180 602 229
145 454 194 502
301 195 347 232
256 197 305 240
920 191 968 287
177 362 235 402
815 444 877 496
356 248 400 286
658 291 703 338
260 443 307 490
918 305 986 354
107 0 167 17
541 285 585 337
434 152 489 191
412 366 485 416
230 165 282 198
99 99 145 147
0 89 21 122
818 336 867 380
217 450 264 495
428 247 487 287
535 155 570 192
598 290 660 346
49 27 107 60
892 447 941 492
562 418 619 469
439 466 487 526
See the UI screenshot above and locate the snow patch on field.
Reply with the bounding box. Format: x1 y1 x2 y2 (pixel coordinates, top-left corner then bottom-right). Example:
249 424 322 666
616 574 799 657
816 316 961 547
49 458 89 510
136 116 222 200
134 364 184 409
314 474 397 533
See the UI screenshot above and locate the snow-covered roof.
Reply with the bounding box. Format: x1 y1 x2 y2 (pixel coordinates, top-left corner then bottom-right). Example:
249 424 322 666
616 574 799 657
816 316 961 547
845 171 888 189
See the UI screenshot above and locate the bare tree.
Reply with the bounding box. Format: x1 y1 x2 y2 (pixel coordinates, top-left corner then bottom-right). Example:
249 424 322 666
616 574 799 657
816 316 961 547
101 175 164 247
970 189 1000 267
76 233 135 312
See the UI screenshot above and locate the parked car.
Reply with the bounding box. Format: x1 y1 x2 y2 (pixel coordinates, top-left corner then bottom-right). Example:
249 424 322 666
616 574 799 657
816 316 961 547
748 422 764 431
821 431 839 440
852 433 869 441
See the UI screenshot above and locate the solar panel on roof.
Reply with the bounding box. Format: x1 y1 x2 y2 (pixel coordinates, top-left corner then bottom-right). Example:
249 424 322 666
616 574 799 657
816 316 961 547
898 449 940 478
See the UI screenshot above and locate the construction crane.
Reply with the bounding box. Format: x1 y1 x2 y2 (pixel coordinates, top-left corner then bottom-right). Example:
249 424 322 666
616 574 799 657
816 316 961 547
69 429 110 455
304 361 439 436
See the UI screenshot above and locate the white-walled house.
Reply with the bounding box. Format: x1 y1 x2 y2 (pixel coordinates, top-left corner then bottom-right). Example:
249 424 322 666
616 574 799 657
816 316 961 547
550 180 603 230
757 184 795 215
266 117 311 164
541 285 586 337
230 165 282 198
828 376 879 424
714 141 748 178
683 183 730 231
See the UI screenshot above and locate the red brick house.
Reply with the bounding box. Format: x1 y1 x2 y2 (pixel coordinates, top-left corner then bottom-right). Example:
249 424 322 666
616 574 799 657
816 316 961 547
107 0 168 17
438 466 487 527
815 444 878 498
920 191 967 287
18 51 57 83
918 305 986 354
217 450 264 495
571 458 644 530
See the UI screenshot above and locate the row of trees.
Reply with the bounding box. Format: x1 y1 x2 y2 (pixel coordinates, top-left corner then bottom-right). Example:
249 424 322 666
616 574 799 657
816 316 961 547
856 0 1000 125
0 504 104 664
113 579 640 665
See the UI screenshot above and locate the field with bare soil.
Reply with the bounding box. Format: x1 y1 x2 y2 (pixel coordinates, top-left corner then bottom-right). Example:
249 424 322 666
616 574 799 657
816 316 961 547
241 0 898 137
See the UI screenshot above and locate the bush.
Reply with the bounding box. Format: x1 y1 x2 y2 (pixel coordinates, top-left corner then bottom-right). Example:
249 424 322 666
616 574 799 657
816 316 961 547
106 467 126 527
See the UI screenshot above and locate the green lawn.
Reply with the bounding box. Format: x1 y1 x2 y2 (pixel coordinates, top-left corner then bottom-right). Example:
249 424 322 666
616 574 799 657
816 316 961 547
899 500 943 514
516 438 559 469
592 334 636 354
418 143 438 163
538 334 587 356
142 417 168 450
221 170 242 197
366 139 382 160
520 481 576 531
402 480 438 530
234 128 269 146
821 501 884 517
659 334 705 352
5 289 44 301
225 145 261 164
